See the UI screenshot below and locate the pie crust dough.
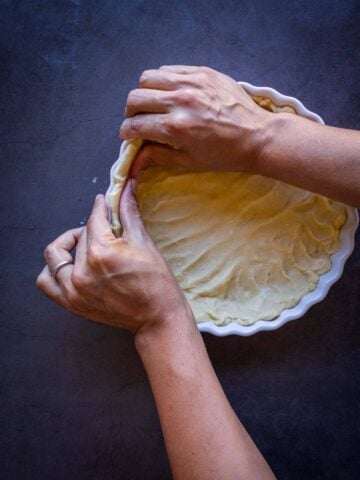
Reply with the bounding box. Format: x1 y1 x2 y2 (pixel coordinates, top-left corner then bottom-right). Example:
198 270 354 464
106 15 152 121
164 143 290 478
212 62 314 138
108 97 347 326
107 137 143 237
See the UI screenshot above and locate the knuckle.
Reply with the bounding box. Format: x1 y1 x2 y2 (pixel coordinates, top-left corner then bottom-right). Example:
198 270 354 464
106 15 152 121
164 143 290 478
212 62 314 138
196 71 209 84
127 89 140 105
166 112 187 135
200 66 213 74
199 66 215 79
71 269 88 291
66 289 81 309
87 243 105 266
161 116 173 136
87 242 114 270
129 116 141 133
119 120 128 138
43 243 54 261
36 273 45 290
139 70 152 86
120 117 140 138
176 89 195 107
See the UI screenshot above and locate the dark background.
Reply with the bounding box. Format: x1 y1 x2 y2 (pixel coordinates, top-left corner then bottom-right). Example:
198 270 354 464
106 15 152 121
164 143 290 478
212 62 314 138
1 1 359 479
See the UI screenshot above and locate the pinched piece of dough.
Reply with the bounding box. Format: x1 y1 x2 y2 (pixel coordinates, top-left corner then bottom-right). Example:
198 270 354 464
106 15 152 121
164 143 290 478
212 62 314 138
107 138 143 237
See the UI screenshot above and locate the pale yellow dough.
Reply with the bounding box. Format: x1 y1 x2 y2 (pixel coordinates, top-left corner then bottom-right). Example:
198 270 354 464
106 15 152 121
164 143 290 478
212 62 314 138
137 168 346 325
108 99 347 326
108 138 143 237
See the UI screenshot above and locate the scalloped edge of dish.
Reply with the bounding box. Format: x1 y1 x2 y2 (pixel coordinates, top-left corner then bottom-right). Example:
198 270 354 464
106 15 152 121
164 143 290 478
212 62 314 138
106 82 358 336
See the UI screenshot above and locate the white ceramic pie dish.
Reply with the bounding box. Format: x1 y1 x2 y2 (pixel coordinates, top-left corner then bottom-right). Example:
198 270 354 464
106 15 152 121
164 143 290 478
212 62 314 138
199 82 358 336
107 82 358 336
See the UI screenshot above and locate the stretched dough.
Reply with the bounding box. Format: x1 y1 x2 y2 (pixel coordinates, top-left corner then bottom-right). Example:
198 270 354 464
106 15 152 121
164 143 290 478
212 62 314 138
107 100 347 325
107 138 143 237
137 168 346 325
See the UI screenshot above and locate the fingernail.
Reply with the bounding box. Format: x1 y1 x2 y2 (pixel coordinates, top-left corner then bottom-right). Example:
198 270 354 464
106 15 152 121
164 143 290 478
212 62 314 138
96 194 104 201
130 178 138 194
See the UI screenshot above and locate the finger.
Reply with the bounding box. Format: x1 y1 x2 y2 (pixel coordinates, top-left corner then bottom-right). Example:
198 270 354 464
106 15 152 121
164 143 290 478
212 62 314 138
74 226 87 269
36 265 70 309
159 65 205 74
120 179 150 245
120 113 174 145
139 69 189 90
87 194 114 245
125 89 174 117
43 227 83 265
129 143 188 179
44 228 82 286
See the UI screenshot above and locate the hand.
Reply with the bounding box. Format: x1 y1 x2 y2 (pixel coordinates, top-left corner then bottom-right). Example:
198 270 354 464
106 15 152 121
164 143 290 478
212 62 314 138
36 180 194 335
120 65 270 178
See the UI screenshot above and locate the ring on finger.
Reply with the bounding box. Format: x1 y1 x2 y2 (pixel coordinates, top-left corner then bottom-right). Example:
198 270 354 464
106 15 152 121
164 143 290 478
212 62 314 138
51 260 74 279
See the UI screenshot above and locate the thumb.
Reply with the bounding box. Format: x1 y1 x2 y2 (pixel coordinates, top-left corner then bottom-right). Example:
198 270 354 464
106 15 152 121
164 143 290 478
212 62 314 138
119 178 150 245
129 143 187 179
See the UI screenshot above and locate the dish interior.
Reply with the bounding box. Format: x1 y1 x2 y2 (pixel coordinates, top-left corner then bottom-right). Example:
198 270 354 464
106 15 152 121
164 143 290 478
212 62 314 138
106 83 358 336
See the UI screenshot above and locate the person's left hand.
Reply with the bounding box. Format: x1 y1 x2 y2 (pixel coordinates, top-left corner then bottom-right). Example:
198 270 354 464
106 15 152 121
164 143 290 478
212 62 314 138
36 180 194 335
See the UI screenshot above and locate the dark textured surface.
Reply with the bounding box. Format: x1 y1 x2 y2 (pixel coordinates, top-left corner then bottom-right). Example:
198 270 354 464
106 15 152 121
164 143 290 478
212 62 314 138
1 1 359 479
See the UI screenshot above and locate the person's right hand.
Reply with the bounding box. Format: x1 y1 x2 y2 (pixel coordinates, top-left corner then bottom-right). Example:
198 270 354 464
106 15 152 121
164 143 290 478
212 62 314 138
120 65 271 178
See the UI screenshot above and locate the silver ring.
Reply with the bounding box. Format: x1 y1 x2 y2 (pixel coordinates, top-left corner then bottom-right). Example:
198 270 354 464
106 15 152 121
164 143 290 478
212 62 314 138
51 260 73 279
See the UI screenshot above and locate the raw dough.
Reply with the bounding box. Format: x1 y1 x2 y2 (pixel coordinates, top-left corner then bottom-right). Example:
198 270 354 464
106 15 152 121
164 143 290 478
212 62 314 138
108 138 143 237
107 98 347 325
252 95 296 114
137 168 346 325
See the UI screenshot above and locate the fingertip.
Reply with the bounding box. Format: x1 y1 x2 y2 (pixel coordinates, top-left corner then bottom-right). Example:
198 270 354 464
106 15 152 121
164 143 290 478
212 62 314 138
119 180 131 231
119 179 131 209
122 177 138 199
124 177 133 194
119 121 130 140
119 179 150 245
90 193 110 223
36 268 45 290
129 145 153 179
93 194 107 213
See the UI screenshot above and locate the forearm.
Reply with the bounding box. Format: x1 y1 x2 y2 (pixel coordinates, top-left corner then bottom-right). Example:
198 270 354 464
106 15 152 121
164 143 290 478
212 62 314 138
256 113 360 207
135 311 275 480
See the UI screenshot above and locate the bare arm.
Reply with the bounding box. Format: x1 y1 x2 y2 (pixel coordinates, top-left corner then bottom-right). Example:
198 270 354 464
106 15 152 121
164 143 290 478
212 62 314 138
257 113 360 206
121 65 360 207
36 183 275 480
136 317 276 480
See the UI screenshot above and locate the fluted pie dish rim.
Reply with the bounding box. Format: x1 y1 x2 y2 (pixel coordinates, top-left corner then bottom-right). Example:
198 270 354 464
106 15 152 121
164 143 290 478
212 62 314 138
106 82 359 336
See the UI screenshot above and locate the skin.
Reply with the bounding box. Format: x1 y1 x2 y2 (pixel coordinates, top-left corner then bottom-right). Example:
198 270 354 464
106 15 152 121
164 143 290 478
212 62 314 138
38 64 360 479
37 181 276 480
121 65 360 207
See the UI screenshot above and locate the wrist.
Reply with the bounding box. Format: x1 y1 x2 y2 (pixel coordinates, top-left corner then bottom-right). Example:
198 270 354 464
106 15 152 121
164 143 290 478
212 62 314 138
231 106 271 174
253 112 295 176
134 304 198 357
